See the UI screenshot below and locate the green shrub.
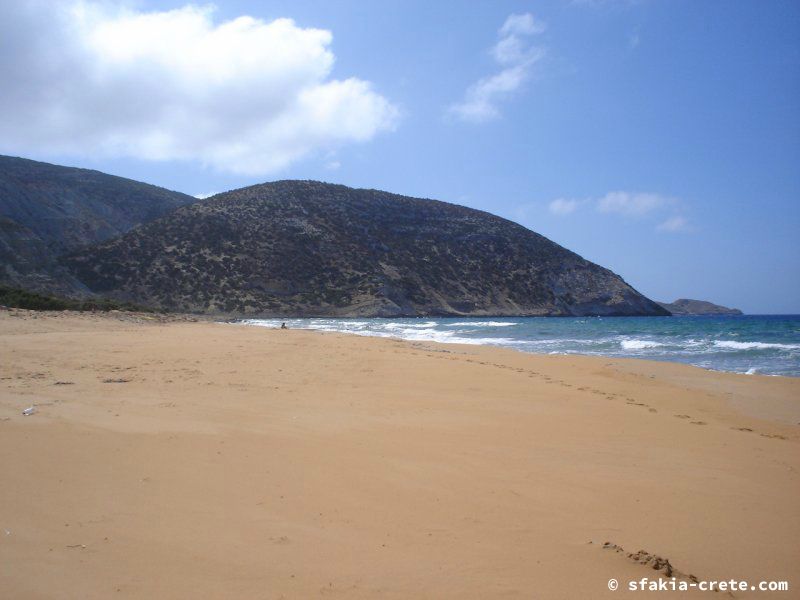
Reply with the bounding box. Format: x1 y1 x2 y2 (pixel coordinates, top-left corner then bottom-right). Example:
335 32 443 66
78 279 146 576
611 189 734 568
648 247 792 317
0 285 158 312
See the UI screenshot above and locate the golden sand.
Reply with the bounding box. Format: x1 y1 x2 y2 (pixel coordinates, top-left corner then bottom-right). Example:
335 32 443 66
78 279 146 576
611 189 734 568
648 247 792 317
1 310 798 598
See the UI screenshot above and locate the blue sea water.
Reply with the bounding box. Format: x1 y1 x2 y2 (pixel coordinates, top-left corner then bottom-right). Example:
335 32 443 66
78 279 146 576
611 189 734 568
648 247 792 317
241 315 800 377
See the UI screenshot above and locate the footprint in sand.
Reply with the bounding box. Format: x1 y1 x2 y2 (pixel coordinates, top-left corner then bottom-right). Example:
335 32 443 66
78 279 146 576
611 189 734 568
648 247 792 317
733 427 753 432
674 414 691 419
600 542 699 584
690 421 707 425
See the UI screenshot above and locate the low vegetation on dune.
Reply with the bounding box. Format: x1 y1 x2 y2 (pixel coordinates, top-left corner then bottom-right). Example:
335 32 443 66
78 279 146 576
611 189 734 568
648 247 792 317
0 284 159 313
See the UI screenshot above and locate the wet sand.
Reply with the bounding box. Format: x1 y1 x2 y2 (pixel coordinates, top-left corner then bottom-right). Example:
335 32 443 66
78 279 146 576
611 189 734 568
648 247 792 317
1 310 798 598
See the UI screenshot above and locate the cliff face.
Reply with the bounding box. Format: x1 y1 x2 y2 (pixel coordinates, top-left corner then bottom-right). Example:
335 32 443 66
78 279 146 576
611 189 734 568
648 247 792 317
0 155 195 295
657 299 743 316
64 180 668 317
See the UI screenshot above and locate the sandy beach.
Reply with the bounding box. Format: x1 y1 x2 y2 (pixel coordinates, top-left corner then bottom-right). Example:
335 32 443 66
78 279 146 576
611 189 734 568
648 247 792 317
1 310 798 599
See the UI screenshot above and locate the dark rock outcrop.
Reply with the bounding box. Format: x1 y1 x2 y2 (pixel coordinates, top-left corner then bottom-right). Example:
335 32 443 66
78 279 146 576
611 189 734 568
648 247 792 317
657 298 743 316
64 180 668 317
0 155 195 294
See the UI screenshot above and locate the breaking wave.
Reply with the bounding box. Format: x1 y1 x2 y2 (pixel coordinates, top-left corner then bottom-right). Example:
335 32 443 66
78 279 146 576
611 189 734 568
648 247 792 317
713 340 800 351
620 339 665 350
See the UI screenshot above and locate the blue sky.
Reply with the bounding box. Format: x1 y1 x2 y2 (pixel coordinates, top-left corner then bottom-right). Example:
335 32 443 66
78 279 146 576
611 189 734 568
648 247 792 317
1 1 798 313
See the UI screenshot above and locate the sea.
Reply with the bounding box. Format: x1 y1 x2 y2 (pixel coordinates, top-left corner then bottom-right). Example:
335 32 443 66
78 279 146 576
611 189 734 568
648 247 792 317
241 315 800 377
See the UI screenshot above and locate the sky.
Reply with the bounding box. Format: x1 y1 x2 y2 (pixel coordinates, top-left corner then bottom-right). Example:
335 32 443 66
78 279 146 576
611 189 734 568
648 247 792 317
0 1 798 313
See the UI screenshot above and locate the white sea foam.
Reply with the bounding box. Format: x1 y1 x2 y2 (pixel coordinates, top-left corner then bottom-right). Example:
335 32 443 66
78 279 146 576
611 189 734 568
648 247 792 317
445 321 518 327
621 339 664 350
383 321 438 330
514 338 608 347
713 340 800 351
356 327 515 346
241 319 283 327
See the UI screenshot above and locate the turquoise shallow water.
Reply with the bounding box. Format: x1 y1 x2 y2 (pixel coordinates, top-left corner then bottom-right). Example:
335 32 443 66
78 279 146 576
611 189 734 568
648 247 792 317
242 315 800 377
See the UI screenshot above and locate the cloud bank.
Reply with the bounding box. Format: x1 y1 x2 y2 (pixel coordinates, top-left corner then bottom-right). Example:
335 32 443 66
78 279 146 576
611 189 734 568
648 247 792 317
0 2 399 175
448 13 545 123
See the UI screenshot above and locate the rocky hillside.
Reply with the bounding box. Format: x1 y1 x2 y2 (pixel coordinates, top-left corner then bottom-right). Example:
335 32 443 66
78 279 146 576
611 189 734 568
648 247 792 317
0 155 195 294
657 299 742 316
64 180 668 317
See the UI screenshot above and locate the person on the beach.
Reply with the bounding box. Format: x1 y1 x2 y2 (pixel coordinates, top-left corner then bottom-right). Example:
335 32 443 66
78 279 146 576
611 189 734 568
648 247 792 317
281 322 287 329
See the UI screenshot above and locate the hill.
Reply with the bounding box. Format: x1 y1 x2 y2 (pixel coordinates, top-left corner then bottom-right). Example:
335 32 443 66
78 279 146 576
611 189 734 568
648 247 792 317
657 299 743 316
64 180 668 317
0 155 195 294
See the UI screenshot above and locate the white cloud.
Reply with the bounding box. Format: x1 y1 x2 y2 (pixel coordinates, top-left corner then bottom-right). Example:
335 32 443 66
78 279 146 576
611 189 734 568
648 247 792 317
536 190 690 232
657 215 689 232
0 2 399 175
448 13 545 123
548 198 581 216
596 191 671 216
194 191 218 200
499 13 546 37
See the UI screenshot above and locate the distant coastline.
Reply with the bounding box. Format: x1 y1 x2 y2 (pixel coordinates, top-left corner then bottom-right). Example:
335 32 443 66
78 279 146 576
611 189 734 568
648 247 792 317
657 298 743 316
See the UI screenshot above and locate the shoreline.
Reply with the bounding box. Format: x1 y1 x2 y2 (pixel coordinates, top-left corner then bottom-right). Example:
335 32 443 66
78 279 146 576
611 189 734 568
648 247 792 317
7 308 795 379
236 315 800 379
260 324 798 379
1 310 798 598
